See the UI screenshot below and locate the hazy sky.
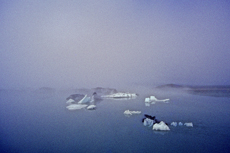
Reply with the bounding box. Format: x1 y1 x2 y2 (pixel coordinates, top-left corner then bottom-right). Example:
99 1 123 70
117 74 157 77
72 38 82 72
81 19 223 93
1 0 230 89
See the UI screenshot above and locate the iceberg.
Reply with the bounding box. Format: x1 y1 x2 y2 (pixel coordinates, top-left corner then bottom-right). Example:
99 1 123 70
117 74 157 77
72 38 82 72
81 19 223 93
66 92 101 111
66 94 85 101
170 122 192 127
66 98 75 104
150 96 170 102
89 92 101 103
171 122 177 127
78 94 91 104
144 96 170 105
184 122 193 127
101 92 137 99
66 104 87 110
66 93 101 111
152 121 170 131
145 97 150 103
143 118 154 127
124 110 141 115
66 93 96 104
87 105 96 110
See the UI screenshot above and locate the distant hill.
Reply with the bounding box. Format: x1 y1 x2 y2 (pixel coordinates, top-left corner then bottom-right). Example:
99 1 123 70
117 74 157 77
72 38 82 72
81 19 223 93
156 84 190 89
156 84 230 97
156 84 230 90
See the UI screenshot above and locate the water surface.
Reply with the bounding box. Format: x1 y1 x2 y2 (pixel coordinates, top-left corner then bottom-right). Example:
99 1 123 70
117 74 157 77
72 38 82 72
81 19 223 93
0 87 230 153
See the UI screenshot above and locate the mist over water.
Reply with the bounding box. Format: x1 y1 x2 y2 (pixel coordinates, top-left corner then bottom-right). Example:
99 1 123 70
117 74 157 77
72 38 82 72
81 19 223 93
0 1 230 89
1 2 230 152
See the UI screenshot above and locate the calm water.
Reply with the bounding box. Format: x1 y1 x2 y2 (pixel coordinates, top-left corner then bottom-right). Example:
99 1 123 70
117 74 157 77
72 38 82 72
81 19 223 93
0 87 230 153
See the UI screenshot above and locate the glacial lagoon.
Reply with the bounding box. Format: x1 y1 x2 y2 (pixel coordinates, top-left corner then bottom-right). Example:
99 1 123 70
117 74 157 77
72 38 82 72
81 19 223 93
0 86 230 153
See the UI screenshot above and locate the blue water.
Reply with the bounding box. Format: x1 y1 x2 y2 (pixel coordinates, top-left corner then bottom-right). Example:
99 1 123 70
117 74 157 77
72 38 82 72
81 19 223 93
0 88 230 153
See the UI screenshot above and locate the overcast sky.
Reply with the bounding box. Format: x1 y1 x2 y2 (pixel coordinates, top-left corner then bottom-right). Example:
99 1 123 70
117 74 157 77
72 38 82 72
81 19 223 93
0 0 230 89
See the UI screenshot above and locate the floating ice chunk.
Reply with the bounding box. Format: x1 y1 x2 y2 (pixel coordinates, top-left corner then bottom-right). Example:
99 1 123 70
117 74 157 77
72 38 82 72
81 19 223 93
66 94 84 101
124 110 132 115
90 95 95 103
170 122 192 127
131 93 138 97
150 96 158 101
153 96 170 102
153 121 170 131
145 103 150 107
131 111 141 114
143 118 154 127
145 97 150 103
78 95 91 104
124 110 141 115
66 99 75 104
171 122 177 127
87 105 96 110
145 96 170 103
66 104 87 110
83 97 91 103
102 92 137 98
184 122 193 127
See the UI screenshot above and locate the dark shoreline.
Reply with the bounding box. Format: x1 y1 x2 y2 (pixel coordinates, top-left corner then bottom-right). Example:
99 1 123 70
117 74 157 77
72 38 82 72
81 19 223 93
156 84 230 97
156 84 230 90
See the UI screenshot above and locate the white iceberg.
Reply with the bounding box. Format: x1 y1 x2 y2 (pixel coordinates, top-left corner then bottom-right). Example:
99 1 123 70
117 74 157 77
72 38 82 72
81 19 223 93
145 96 170 104
66 94 93 104
184 122 193 127
153 121 170 131
102 92 137 99
87 105 96 110
150 96 170 102
178 122 183 126
66 104 87 110
145 97 150 103
124 110 141 115
66 98 75 104
78 94 91 104
130 111 141 114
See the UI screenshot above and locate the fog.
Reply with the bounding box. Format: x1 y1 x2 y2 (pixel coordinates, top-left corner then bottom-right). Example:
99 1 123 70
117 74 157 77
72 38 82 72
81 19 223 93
1 0 230 89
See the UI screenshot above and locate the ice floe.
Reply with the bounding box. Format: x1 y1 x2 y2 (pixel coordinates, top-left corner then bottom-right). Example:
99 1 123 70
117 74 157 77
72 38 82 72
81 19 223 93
66 94 85 101
171 122 177 127
170 122 193 127
184 122 193 127
124 110 141 116
66 104 88 110
145 96 170 103
66 93 98 111
143 118 154 127
101 92 138 99
87 105 96 110
78 94 91 104
152 121 170 131
142 114 169 131
66 98 75 104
